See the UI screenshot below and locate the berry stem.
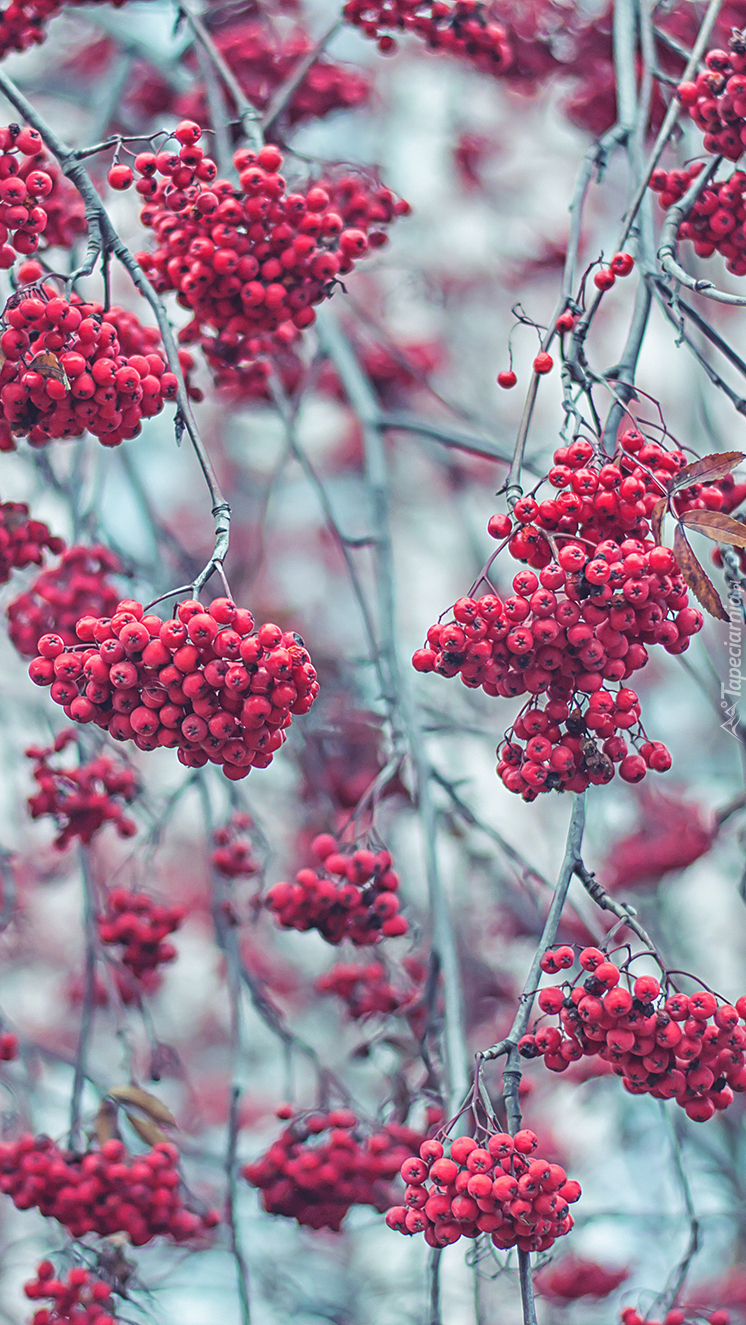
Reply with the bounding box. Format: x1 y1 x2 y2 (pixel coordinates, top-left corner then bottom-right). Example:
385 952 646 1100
69 845 99 1150
479 793 587 1063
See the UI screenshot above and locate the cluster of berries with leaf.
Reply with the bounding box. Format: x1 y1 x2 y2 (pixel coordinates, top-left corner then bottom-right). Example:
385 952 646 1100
413 430 746 798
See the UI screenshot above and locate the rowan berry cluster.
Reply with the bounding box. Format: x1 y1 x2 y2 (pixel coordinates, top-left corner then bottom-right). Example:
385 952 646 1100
198 320 303 401
0 1134 218 1243
0 291 186 449
649 162 746 276
385 1128 580 1252
26 731 137 850
28 595 319 781
97 887 184 981
0 0 126 60
243 1107 424 1230
8 544 120 658
24 1260 118 1325
131 125 409 378
176 21 370 130
212 812 259 877
677 35 746 162
342 0 512 69
0 498 63 578
0 124 61 263
412 429 710 798
518 946 746 1123
315 959 418 1019
265 832 407 944
622 1309 731 1325
537 1255 629 1301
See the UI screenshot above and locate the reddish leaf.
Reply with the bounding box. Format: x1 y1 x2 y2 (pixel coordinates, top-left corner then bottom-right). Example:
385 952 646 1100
651 497 666 548
679 509 746 547
670 450 745 493
673 524 728 620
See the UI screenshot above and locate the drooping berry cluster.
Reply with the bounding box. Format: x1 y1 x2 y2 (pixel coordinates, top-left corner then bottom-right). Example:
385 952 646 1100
412 429 714 798
649 163 746 277
385 1129 580 1252
0 1135 218 1243
315 958 421 1019
176 21 371 131
26 730 137 850
677 35 746 162
8 544 121 658
0 498 63 576
0 291 186 449
97 887 184 981
24 1261 119 1325
518 946 746 1123
212 812 259 877
622 1309 731 1325
265 832 407 944
131 126 408 378
28 596 319 781
242 1107 425 1231
342 0 511 68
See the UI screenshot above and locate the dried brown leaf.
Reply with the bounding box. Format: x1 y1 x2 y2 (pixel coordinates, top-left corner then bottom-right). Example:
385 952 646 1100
95 1100 119 1146
679 509 746 547
109 1085 176 1126
670 450 745 492
673 524 728 620
124 1111 170 1147
651 497 666 548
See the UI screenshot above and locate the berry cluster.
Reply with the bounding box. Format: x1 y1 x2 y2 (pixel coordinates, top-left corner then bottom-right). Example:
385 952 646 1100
97 887 184 981
176 21 371 131
0 498 63 577
651 163 746 278
212 812 259 877
8 544 121 658
28 596 319 781
385 1129 580 1252
199 320 303 400
622 1310 731 1325
243 1107 425 1230
537 1256 629 1301
677 34 746 162
0 291 186 449
342 0 512 69
0 125 60 263
265 832 407 944
0 1135 218 1243
26 730 137 850
315 959 420 1019
412 429 713 798
24 1261 118 1325
131 126 408 377
518 946 746 1123
0 0 126 60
